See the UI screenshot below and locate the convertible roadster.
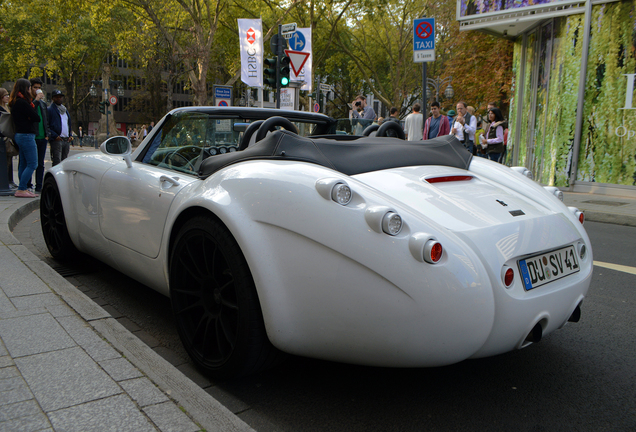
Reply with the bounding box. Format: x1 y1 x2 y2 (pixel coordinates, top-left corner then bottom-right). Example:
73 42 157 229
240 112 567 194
40 107 592 379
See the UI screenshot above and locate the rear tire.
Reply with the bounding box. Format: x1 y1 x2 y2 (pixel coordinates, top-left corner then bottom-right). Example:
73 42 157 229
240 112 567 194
169 215 282 379
40 177 79 261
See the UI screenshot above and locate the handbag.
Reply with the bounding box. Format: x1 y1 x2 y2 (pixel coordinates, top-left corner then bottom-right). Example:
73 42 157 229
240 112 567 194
0 110 15 139
4 137 19 158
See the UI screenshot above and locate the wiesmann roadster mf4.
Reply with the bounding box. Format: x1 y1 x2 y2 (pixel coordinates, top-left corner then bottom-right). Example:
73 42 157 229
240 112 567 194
40 107 592 378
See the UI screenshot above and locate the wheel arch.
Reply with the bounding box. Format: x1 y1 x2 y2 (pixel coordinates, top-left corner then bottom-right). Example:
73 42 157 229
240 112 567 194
168 206 225 270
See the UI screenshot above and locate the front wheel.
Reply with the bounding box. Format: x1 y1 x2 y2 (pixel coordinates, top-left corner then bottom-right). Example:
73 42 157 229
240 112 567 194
169 215 282 379
40 176 79 261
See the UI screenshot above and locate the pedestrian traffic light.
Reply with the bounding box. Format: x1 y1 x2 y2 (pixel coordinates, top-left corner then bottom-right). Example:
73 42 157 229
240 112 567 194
279 55 290 87
98 101 107 114
263 57 277 88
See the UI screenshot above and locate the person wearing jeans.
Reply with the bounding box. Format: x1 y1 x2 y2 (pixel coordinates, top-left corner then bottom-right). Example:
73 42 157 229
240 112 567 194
8 78 41 198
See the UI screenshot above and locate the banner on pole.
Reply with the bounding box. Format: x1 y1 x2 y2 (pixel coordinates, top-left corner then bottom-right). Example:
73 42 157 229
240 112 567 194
287 28 312 91
238 19 263 87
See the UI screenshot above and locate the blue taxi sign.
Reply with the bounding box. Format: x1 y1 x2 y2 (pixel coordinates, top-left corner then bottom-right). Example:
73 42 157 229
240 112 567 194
413 18 435 63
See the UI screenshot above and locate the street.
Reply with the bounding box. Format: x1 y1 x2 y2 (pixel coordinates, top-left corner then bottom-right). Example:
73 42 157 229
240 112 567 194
13 198 636 432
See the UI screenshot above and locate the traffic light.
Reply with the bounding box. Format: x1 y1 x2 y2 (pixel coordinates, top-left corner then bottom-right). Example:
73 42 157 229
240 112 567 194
279 54 290 87
98 101 107 114
263 57 277 88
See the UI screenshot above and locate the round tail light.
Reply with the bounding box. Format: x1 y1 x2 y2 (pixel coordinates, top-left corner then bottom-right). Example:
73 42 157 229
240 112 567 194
424 240 443 263
504 267 514 287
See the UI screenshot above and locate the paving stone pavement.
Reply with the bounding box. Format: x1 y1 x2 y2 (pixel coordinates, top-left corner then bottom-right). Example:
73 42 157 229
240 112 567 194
0 195 253 432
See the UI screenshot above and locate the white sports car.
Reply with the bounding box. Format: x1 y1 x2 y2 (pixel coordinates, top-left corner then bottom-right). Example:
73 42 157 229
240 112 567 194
40 107 592 379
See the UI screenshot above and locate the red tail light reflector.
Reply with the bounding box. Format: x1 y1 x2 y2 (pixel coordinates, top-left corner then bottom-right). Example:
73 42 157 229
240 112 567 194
426 175 474 184
504 268 514 287
424 240 443 264
578 212 585 224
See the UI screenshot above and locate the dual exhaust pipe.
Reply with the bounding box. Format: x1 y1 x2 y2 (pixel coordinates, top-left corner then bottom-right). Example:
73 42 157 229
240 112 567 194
525 303 582 344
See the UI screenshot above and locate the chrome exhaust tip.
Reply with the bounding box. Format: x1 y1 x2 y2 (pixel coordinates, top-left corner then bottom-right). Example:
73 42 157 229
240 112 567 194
568 304 582 323
525 323 543 344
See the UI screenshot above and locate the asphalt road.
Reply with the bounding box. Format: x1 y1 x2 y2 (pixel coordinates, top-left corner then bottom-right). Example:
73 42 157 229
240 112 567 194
14 213 636 432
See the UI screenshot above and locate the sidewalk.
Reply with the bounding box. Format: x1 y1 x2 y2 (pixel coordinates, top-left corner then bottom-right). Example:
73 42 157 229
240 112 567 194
0 196 253 431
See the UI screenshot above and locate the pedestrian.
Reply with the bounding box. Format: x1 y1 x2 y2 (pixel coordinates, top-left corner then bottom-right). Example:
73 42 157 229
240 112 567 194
29 78 50 193
8 78 40 198
148 121 154 132
141 124 147 139
0 87 17 189
479 107 506 162
350 95 376 121
377 117 384 125
131 128 138 144
78 126 84 147
403 103 424 141
474 120 486 157
47 90 73 166
423 101 450 140
450 101 477 154
385 107 400 123
447 109 456 125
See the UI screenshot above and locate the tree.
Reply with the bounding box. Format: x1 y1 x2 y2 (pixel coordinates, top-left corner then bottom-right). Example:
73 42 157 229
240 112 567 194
121 0 225 106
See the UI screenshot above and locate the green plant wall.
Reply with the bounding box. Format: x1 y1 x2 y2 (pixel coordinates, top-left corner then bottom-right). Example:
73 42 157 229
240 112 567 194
577 0 636 185
536 15 584 186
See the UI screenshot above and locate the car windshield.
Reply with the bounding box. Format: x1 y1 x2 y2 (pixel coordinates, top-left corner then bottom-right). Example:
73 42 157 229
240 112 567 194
140 110 334 175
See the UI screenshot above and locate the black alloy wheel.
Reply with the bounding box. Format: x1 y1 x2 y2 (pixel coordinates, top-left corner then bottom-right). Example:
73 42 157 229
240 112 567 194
40 177 78 260
169 215 281 379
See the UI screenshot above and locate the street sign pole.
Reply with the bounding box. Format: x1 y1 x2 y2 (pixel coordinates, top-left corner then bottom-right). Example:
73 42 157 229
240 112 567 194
423 60 427 139
276 25 282 108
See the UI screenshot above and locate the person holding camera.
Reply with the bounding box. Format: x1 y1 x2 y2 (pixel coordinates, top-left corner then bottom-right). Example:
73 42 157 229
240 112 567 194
47 89 73 166
350 95 376 120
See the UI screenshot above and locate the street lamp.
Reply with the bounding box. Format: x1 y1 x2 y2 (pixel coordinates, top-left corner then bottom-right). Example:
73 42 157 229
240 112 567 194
426 76 453 103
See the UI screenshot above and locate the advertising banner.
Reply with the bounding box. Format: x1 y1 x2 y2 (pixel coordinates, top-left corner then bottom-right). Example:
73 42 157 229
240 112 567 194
238 19 263 88
287 27 312 91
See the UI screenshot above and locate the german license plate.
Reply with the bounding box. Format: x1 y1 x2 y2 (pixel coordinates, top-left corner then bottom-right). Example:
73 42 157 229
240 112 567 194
518 246 580 291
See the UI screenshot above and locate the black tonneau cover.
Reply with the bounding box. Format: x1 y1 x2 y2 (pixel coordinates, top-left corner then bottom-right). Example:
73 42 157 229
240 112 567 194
198 131 472 179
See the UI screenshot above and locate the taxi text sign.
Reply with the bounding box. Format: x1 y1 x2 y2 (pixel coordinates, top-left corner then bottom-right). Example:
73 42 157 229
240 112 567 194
413 18 435 63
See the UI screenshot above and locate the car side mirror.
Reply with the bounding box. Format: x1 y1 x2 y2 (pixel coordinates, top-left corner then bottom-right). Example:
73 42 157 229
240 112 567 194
100 136 133 168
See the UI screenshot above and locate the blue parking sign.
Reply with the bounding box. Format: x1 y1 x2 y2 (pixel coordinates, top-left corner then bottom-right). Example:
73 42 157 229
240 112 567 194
413 18 435 50
413 18 435 62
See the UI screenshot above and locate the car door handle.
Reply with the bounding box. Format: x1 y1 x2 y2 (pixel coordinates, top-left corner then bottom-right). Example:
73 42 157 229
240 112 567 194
160 175 181 187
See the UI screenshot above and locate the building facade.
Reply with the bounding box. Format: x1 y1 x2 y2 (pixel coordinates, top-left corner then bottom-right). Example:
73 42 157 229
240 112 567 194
458 0 636 196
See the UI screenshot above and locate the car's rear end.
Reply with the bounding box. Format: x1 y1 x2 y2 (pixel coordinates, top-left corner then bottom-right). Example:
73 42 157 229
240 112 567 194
353 158 592 358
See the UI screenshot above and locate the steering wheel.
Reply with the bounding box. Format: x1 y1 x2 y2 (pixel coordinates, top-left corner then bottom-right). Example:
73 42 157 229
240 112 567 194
254 116 299 142
376 121 406 139
239 120 264 150
165 146 203 170
362 124 380 136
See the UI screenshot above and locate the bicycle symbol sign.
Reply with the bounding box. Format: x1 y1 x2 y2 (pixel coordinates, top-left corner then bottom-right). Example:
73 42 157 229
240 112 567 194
416 22 432 39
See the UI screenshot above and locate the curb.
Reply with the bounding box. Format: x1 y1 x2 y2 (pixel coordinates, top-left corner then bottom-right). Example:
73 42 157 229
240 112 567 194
2 199 254 432
581 210 636 227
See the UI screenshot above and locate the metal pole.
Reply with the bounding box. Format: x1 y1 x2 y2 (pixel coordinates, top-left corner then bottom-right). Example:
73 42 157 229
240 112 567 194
422 62 428 139
568 0 592 190
276 26 282 109
104 88 110 138
0 141 13 196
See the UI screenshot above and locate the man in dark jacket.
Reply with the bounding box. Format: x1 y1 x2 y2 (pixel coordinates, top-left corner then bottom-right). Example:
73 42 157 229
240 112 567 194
29 78 51 192
47 89 73 166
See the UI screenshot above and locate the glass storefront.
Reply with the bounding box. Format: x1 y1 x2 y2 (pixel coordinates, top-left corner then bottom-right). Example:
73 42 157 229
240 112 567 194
507 0 636 190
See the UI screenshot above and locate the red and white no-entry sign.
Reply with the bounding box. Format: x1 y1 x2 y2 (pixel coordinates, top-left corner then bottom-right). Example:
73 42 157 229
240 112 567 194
109 95 118 106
